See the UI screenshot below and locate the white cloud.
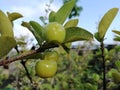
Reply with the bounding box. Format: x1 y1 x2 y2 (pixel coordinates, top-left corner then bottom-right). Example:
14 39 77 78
13 23 34 38
11 6 44 19
11 1 61 20
9 0 62 41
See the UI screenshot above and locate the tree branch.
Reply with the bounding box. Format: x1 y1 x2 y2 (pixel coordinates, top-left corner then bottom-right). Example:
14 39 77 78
0 42 58 66
0 49 38 66
100 41 106 90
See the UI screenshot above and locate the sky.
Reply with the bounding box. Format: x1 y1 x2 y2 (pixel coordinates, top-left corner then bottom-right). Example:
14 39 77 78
0 0 120 45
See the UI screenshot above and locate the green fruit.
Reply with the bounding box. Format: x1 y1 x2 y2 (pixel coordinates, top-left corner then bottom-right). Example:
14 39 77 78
44 22 66 43
35 60 57 78
44 51 59 61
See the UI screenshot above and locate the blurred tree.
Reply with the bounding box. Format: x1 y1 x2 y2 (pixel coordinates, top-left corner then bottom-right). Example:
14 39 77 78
62 0 83 18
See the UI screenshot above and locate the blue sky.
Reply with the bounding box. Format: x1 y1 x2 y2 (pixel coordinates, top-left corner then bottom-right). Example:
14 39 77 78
79 0 120 44
0 0 120 45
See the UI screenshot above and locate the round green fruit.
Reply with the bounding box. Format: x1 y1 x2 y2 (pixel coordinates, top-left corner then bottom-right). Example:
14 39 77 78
35 60 57 78
44 51 59 61
44 22 66 43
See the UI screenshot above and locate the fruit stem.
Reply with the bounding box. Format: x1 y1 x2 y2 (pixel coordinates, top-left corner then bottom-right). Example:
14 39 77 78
100 41 106 90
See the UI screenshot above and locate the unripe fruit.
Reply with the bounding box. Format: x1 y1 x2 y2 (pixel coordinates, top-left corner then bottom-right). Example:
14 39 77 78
35 60 57 78
43 51 59 61
44 22 66 43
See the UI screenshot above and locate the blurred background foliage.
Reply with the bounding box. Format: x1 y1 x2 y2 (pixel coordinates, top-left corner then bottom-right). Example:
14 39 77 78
62 0 83 19
1 36 120 90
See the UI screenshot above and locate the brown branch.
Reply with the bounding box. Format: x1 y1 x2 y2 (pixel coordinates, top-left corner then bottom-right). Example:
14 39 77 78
0 49 38 66
0 42 58 66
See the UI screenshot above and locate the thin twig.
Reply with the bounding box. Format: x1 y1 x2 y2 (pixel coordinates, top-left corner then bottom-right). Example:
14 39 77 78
15 46 33 84
21 60 33 83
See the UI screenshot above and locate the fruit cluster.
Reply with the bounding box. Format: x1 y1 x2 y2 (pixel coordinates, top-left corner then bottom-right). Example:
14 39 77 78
35 22 65 78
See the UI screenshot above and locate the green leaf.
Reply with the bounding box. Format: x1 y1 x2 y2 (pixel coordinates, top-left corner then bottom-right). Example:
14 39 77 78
29 21 45 45
0 36 16 58
98 8 119 40
94 32 102 42
64 27 93 43
112 30 120 35
0 10 14 37
7 12 23 21
113 35 120 41
21 21 41 44
63 19 78 50
55 0 75 24
49 11 56 22
64 19 78 28
21 21 31 29
21 21 45 45
29 21 44 38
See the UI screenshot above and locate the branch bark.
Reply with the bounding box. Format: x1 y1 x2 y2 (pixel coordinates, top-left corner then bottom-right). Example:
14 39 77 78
0 42 58 66
100 41 106 90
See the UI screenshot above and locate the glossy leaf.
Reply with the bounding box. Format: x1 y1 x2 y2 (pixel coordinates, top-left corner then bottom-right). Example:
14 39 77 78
49 11 56 22
7 12 23 21
98 8 118 40
29 21 45 44
63 19 78 50
0 10 14 37
21 21 44 45
0 36 16 58
55 0 75 24
64 19 78 28
64 27 93 43
112 30 120 35
29 21 44 38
